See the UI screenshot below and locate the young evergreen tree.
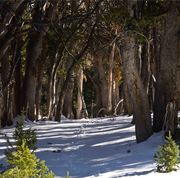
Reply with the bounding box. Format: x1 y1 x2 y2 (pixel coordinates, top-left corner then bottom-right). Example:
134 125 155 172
13 121 37 150
5 120 37 159
154 132 179 172
1 140 54 178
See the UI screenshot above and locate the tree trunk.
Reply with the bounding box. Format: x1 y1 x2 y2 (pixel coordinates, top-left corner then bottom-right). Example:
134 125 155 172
112 80 120 115
23 31 43 121
63 71 75 119
55 68 74 121
153 3 180 135
107 42 116 114
120 36 153 143
0 52 9 126
93 52 109 116
0 75 4 128
23 1 58 121
123 82 133 115
75 68 84 119
47 48 64 120
177 18 180 112
55 25 95 121
14 37 22 117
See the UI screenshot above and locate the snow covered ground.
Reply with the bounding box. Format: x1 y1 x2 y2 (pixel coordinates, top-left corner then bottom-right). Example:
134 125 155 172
0 115 180 178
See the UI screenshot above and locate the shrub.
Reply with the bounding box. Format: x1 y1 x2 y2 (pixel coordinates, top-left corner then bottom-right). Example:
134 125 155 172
154 132 179 172
5 120 37 159
1 140 54 178
13 121 37 150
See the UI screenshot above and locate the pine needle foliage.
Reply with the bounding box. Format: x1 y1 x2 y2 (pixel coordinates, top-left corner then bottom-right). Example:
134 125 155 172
5 120 37 159
14 121 37 150
154 132 180 172
1 140 54 178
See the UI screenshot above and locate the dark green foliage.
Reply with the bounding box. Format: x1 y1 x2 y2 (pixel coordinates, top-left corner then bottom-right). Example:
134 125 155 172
154 132 179 172
5 120 37 163
13 121 37 150
1 140 54 178
1 121 55 177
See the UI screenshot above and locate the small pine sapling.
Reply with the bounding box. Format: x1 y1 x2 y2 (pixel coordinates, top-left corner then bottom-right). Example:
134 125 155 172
5 120 37 158
1 140 54 178
13 121 37 150
154 132 180 172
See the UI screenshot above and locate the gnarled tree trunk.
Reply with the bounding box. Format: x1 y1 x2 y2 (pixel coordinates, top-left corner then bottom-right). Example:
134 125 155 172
120 36 153 143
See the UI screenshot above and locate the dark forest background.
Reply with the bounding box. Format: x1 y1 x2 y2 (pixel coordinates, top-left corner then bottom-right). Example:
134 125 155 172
0 0 179 143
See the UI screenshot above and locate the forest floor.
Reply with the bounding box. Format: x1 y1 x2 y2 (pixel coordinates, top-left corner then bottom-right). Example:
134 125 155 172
0 115 180 178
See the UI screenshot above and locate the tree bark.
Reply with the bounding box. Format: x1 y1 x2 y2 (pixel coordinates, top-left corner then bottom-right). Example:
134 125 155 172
0 75 5 128
75 68 84 119
107 42 116 114
14 37 23 117
47 47 64 120
23 1 58 121
153 3 180 135
0 52 9 126
120 36 153 143
63 71 75 119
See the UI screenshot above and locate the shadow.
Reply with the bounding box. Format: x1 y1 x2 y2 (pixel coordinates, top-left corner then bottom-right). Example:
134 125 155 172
0 116 157 178
122 169 154 177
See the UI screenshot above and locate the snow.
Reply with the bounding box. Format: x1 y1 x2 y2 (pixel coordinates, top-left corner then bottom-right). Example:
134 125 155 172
0 115 180 178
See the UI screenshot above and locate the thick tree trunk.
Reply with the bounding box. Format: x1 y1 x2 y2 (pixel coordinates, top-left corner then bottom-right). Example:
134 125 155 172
23 1 58 121
177 19 180 111
1 53 9 126
63 71 75 119
123 82 133 115
47 69 57 120
1 51 14 126
93 52 109 116
153 3 180 135
98 56 109 115
76 68 83 119
24 31 44 121
120 37 153 143
35 38 48 120
35 59 43 120
14 37 22 117
141 39 151 95
0 75 4 128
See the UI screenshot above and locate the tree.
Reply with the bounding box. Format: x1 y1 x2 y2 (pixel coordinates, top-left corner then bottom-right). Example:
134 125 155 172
154 132 179 172
153 1 180 136
118 0 153 142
